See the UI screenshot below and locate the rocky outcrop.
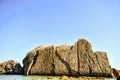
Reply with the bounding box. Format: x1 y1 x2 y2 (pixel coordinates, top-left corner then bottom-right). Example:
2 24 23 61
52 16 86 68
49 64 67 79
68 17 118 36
23 38 112 77
0 60 22 74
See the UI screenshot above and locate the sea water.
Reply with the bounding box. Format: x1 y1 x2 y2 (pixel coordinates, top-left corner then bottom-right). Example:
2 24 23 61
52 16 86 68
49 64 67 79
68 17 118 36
0 75 116 80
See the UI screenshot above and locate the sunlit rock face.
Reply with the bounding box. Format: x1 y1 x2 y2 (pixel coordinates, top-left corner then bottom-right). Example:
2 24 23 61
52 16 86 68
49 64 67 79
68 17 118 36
23 38 112 77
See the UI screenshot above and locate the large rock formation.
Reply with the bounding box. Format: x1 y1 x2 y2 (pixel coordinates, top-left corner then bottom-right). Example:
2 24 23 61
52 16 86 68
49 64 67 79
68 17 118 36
0 60 22 74
23 38 112 77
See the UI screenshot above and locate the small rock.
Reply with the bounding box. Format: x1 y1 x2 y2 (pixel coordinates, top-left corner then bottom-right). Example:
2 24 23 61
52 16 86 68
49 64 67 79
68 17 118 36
59 76 68 80
0 60 23 74
111 68 119 78
47 77 53 80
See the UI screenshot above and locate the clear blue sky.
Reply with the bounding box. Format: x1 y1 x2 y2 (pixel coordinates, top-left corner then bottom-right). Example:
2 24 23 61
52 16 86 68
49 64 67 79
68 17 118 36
0 0 120 69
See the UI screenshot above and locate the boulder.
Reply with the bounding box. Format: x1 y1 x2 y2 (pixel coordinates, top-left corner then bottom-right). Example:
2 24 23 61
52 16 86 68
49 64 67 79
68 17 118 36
0 60 22 74
23 38 112 77
111 68 120 78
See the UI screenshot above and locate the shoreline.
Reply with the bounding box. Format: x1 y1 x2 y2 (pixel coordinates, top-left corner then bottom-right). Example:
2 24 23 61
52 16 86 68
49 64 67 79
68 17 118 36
0 75 116 80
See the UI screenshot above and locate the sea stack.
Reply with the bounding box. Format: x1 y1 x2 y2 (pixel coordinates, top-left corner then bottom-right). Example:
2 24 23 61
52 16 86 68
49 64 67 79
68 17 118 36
23 38 112 77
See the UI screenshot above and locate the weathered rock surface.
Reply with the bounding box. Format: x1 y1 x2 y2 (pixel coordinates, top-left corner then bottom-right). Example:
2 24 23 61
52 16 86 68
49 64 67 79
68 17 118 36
0 60 22 74
77 39 103 76
23 38 112 77
54 45 70 75
95 51 111 77
23 46 55 75
69 43 78 75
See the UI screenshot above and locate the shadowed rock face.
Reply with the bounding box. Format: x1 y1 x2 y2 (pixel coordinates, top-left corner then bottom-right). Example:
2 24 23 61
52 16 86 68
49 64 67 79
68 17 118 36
23 38 112 77
0 60 22 74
